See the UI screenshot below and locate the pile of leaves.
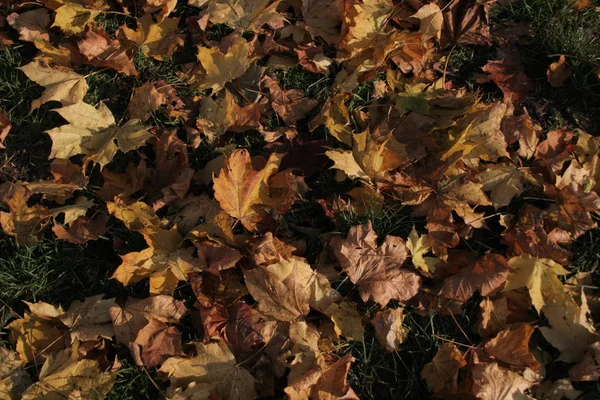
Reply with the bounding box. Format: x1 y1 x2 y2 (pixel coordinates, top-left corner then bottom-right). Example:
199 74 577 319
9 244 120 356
1 0 600 398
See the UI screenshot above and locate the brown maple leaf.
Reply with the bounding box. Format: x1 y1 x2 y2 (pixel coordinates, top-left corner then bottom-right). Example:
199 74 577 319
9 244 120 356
332 222 421 307
440 253 510 303
480 47 533 103
483 324 541 372
262 75 319 126
421 343 467 395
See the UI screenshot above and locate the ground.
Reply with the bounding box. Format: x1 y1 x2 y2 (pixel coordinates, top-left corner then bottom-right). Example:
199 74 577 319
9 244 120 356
1 0 600 399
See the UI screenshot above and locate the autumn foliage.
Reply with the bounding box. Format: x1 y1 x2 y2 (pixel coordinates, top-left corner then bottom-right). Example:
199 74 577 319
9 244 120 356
0 0 599 399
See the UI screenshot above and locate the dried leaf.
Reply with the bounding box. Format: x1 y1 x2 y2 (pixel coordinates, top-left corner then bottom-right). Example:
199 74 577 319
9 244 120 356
332 222 421 307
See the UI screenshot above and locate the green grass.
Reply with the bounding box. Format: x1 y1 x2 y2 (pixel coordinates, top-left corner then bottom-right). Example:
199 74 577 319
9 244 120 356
274 65 332 100
494 0 600 133
336 202 416 239
0 46 60 182
345 304 479 400
570 227 600 283
106 359 165 400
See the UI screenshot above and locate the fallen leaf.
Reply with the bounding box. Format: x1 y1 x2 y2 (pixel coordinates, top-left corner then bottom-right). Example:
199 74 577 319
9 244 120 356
332 222 421 307
406 226 439 275
412 4 443 42
370 308 409 352
19 60 88 110
262 75 318 126
133 319 184 367
45 101 152 168
0 346 32 399
547 55 572 87
213 149 291 231
205 0 286 31
441 253 510 303
481 47 533 103
477 164 534 209
159 341 257 400
470 362 533 400
127 82 166 121
484 325 540 371
0 110 10 149
421 343 467 395
7 9 50 43
191 36 256 92
118 14 184 61
59 294 116 343
21 348 118 399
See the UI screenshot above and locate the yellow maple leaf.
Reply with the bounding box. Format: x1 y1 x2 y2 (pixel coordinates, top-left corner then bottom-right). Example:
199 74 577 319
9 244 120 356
45 102 152 168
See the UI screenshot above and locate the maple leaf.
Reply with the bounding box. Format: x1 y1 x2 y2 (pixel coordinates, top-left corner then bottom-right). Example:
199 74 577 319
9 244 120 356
0 182 51 246
443 101 510 162
213 149 305 231
133 319 185 368
244 255 334 322
504 254 569 312
412 4 443 42
406 226 440 275
205 0 286 31
148 128 194 210
59 294 116 343
50 196 94 226
52 214 108 244
325 301 365 343
441 253 510 303
547 55 572 87
570 342 600 381
440 0 491 46
311 353 358 399
127 82 166 121
191 36 256 92
196 91 261 144
6 301 66 363
477 164 535 209
45 101 152 168
48 0 106 34
311 94 353 146
370 308 409 352
502 204 570 265
108 199 203 294
19 60 88 111
302 0 346 45
470 362 533 400
339 0 394 60
0 110 10 149
77 28 138 76
483 325 540 371
159 341 257 400
332 222 421 307
326 130 408 183
421 343 466 395
539 289 597 363
262 76 318 126
118 14 184 61
7 9 51 43
481 47 533 103
546 183 600 239
21 348 119 399
0 346 32 399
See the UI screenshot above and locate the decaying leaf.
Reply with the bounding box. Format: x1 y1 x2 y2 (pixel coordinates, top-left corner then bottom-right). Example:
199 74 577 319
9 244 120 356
21 348 118 399
332 222 421 307
19 60 88 110
421 343 466 395
45 102 152 168
159 341 257 400
370 308 409 351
